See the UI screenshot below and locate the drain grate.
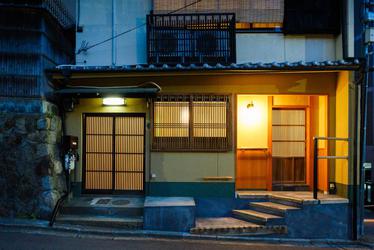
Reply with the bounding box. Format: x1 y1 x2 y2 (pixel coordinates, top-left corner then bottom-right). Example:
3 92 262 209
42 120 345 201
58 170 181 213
112 199 130 206
95 199 111 205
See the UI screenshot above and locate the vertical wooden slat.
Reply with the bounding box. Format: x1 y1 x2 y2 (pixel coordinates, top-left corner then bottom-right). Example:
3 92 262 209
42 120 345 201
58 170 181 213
114 116 145 192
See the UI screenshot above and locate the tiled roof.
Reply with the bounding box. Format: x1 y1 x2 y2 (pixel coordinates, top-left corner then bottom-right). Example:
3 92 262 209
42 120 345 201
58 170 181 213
54 60 361 73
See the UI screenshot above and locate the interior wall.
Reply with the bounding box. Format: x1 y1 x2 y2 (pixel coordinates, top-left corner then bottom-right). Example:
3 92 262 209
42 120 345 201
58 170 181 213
237 95 268 149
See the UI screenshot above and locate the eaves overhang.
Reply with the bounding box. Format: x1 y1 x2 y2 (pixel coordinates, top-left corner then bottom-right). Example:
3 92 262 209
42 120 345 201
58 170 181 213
47 60 362 95
48 59 361 79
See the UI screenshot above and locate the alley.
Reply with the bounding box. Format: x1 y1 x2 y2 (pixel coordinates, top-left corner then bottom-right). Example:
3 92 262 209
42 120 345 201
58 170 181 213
0 231 370 250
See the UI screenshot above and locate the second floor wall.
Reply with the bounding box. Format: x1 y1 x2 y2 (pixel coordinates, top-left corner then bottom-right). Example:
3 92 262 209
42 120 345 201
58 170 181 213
76 0 353 66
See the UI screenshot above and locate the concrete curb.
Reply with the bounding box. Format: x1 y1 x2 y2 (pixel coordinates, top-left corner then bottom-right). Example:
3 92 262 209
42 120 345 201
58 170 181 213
0 218 371 248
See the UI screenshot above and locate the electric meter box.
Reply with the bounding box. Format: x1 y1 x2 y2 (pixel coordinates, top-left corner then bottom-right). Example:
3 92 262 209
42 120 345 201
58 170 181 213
365 28 374 43
62 136 78 152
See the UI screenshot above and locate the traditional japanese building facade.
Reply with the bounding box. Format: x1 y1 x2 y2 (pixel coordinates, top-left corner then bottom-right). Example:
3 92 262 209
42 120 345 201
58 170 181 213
2 0 366 240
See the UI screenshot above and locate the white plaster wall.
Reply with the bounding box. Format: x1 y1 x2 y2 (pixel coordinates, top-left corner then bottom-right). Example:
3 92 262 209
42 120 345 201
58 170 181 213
236 33 337 63
76 0 151 66
76 0 342 66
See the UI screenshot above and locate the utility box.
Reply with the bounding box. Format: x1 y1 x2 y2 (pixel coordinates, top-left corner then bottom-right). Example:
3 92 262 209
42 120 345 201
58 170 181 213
365 28 374 43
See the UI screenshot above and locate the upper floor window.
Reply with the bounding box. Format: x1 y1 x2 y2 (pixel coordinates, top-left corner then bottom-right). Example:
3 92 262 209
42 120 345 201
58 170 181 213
147 13 236 64
153 0 284 32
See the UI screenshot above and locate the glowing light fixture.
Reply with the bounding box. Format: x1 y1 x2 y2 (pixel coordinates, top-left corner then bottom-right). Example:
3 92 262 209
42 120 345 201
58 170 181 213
102 97 125 106
246 101 254 109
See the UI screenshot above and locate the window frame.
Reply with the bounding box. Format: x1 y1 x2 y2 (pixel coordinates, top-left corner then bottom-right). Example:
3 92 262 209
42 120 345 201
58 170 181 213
151 94 232 152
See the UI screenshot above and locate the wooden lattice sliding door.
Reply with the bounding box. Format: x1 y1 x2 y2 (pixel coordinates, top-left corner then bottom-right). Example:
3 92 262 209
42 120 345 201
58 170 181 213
83 114 145 194
272 109 306 188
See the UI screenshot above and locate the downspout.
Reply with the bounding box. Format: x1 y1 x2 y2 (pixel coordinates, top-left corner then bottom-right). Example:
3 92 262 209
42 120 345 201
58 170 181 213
342 0 348 59
112 0 116 66
358 0 372 239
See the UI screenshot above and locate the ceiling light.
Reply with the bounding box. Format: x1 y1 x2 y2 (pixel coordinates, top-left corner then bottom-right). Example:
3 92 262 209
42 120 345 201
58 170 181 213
102 97 125 106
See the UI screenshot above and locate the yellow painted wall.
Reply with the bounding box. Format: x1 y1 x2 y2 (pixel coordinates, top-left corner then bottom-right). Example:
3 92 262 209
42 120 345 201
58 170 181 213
65 98 148 182
65 72 355 194
237 95 268 149
333 71 356 196
334 71 349 186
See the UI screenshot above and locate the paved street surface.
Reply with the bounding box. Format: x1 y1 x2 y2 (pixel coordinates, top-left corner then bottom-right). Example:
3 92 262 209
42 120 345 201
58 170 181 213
0 231 370 250
365 208 374 240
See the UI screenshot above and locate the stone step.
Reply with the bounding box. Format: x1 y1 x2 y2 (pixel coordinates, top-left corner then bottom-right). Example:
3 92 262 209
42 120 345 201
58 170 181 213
61 196 144 217
190 217 286 235
269 195 306 207
55 214 143 229
232 209 284 226
249 202 300 216
272 184 310 191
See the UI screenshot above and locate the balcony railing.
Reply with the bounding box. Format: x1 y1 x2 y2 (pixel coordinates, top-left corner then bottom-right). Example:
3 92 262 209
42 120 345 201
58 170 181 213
147 13 236 65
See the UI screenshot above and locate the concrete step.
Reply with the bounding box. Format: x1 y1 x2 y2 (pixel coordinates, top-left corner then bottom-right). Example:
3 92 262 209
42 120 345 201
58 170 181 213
249 202 300 216
272 184 310 191
190 217 286 235
269 195 306 207
232 209 284 226
55 214 143 229
61 196 144 217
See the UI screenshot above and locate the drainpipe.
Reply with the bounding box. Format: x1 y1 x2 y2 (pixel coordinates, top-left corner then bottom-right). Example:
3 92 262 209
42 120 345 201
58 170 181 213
112 0 116 66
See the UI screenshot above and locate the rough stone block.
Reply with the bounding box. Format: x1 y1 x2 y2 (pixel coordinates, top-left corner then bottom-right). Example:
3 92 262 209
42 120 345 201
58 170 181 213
37 118 51 130
15 117 28 134
50 117 60 131
144 197 196 232
52 160 63 175
36 144 52 158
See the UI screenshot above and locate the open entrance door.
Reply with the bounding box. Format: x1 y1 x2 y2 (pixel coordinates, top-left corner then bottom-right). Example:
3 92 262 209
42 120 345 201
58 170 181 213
272 109 306 190
236 95 328 192
82 113 145 194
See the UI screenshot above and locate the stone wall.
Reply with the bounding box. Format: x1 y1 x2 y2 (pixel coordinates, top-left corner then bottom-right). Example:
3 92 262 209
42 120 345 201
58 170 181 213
0 99 66 219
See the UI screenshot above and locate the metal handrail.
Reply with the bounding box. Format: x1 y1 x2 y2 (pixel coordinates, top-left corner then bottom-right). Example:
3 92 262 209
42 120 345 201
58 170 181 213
313 136 350 199
49 169 70 227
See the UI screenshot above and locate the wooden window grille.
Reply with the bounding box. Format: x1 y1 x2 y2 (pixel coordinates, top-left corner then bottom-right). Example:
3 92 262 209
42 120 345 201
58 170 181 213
152 94 232 151
153 0 284 31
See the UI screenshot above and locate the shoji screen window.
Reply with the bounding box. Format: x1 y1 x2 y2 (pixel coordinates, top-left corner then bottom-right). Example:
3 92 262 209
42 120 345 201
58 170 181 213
152 95 231 151
272 109 306 185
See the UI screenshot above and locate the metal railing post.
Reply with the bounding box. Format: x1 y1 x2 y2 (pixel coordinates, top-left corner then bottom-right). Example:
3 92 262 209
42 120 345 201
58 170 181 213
313 137 318 199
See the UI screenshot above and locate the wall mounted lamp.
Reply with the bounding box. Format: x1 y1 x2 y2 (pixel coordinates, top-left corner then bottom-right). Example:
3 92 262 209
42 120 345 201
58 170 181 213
102 97 126 106
246 101 254 109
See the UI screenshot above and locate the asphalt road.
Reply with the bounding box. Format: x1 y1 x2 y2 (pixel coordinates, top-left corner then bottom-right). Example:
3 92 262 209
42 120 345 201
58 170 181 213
0 231 370 250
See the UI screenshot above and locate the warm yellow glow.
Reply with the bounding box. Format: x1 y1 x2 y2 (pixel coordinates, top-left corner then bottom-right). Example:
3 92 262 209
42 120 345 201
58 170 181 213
237 95 268 149
102 97 125 106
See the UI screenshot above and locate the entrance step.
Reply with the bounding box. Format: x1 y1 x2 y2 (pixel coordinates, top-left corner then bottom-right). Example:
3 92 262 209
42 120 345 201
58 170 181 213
269 194 318 208
55 214 143 229
249 202 300 216
272 184 310 191
232 209 284 226
190 217 286 235
61 196 144 217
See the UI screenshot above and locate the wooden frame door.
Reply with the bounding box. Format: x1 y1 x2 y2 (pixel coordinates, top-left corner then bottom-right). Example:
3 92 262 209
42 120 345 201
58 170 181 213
82 113 145 194
272 108 307 188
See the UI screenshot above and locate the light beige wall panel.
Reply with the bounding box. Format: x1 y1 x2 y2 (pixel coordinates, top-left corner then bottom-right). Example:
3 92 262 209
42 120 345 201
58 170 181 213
284 35 306 62
150 152 235 182
236 34 284 63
